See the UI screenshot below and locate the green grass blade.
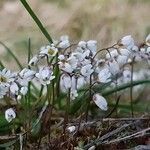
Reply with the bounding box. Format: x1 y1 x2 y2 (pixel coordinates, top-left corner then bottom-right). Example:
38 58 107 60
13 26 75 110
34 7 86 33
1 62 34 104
101 79 150 96
0 41 23 70
20 0 53 43
0 61 5 69
70 79 150 114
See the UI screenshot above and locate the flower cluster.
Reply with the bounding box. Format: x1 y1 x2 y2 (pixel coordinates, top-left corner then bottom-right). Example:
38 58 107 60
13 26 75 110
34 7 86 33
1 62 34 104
1 34 150 122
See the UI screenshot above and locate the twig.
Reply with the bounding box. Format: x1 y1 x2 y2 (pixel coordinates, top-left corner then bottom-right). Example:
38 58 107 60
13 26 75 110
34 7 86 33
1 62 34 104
83 122 133 149
66 116 149 127
102 127 150 144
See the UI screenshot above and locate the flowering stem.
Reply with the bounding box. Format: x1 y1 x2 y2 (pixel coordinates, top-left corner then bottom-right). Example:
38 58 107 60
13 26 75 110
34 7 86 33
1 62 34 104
63 88 71 134
47 80 55 142
85 74 92 122
20 0 53 43
27 38 31 129
93 43 117 59
130 57 135 117
70 79 150 114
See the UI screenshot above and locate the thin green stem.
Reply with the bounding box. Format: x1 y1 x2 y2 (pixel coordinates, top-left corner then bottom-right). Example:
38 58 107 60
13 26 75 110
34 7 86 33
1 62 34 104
130 58 135 117
70 79 150 115
20 0 53 43
63 88 71 134
85 74 92 122
27 38 31 130
48 80 55 143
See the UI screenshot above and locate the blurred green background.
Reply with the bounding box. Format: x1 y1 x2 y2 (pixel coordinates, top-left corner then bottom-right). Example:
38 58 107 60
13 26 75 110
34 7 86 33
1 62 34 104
0 0 150 69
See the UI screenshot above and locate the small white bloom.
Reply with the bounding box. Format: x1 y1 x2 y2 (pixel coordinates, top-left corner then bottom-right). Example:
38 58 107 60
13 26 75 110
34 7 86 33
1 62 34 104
67 55 78 70
87 40 97 55
72 52 85 61
93 94 108 111
59 62 73 73
80 64 94 77
0 68 16 86
0 85 8 99
19 68 35 81
108 59 120 75
70 89 78 100
28 55 39 66
20 86 28 95
131 45 139 52
88 146 96 150
35 67 55 85
106 49 118 59
119 48 131 56
78 41 86 49
145 34 150 46
67 126 76 133
60 74 72 91
98 68 111 83
120 35 134 49
147 47 150 54
58 54 65 60
77 76 86 89
58 35 70 49
17 95 22 100
40 45 58 57
10 82 19 95
116 55 128 66
123 69 131 81
5 108 16 122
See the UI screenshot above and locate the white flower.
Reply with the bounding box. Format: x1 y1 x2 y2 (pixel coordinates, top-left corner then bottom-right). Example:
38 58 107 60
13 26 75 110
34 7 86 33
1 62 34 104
93 94 108 111
0 85 8 99
10 82 19 95
87 40 97 55
60 74 72 91
58 35 70 49
72 52 85 62
77 76 86 89
67 55 78 70
20 86 28 95
108 59 120 75
5 108 16 122
120 35 134 49
116 55 128 66
70 89 78 100
67 126 76 133
58 54 65 60
78 41 86 49
35 67 55 85
0 68 16 86
131 46 139 52
59 62 73 73
147 47 150 54
80 64 94 77
119 48 131 56
106 49 118 59
88 146 96 150
40 45 58 57
123 69 131 82
19 68 35 81
98 68 111 83
145 34 150 46
28 55 39 66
